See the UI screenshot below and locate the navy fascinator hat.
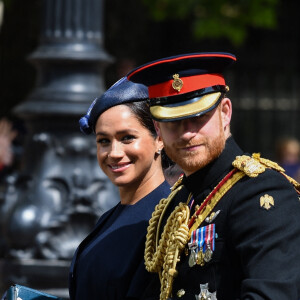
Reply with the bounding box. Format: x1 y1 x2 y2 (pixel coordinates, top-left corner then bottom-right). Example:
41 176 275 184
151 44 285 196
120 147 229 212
79 77 149 134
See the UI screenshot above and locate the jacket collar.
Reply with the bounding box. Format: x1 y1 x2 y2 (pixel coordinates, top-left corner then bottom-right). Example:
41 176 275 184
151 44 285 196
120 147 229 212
182 136 243 198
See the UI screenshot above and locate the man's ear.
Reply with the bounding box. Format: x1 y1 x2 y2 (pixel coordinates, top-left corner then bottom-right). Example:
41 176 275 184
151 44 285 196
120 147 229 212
220 97 232 130
153 120 162 137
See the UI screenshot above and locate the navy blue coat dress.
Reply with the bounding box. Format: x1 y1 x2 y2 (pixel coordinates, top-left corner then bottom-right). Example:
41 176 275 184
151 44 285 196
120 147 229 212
69 181 170 300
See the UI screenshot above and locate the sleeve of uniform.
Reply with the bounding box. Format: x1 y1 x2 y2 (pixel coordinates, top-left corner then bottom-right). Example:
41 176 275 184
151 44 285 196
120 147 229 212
228 169 300 300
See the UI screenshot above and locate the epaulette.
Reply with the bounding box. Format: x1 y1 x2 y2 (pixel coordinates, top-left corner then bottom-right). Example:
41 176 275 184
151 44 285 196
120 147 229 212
232 153 266 177
233 153 300 193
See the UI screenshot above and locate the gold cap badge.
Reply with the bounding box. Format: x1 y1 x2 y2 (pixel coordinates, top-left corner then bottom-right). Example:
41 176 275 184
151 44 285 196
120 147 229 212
260 194 274 210
172 74 183 92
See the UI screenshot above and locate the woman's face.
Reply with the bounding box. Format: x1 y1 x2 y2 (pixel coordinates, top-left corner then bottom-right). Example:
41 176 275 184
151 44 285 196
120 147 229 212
95 105 162 188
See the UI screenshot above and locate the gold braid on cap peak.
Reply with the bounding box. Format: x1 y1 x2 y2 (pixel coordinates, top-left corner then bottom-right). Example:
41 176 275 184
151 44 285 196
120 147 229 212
144 181 190 300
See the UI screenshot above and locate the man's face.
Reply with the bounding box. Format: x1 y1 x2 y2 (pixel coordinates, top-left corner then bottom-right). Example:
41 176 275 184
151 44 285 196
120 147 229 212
154 98 232 176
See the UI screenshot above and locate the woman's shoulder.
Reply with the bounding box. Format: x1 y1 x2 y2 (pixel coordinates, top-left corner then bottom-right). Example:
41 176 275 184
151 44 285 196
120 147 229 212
148 180 171 201
134 181 171 212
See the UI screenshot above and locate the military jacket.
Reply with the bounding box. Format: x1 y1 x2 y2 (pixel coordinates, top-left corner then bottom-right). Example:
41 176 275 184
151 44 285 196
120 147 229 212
144 137 300 300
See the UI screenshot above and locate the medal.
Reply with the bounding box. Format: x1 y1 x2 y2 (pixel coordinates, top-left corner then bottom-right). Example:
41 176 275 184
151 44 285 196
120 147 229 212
188 244 198 267
189 224 216 267
204 244 213 263
203 224 215 263
188 229 198 267
196 246 205 266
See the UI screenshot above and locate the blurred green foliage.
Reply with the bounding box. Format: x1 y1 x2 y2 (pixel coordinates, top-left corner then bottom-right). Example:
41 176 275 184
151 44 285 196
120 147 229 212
141 0 279 46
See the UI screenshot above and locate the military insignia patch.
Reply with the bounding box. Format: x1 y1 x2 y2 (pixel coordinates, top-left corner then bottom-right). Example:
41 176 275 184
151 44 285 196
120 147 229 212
172 74 183 92
205 210 221 223
260 194 274 210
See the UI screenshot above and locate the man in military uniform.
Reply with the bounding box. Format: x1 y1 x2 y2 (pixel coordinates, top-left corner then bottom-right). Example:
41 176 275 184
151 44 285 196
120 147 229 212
127 52 300 300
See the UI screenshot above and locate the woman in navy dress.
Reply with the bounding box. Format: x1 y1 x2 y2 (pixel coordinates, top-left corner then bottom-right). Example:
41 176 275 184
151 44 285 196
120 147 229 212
69 77 171 300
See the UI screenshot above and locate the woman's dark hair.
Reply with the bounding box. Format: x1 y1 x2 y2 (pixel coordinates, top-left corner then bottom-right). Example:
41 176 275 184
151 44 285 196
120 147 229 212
125 101 174 169
125 101 156 138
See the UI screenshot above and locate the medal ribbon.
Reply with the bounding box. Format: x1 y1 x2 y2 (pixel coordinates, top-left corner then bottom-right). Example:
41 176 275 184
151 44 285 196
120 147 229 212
204 224 215 251
188 229 197 250
189 224 216 253
197 226 205 252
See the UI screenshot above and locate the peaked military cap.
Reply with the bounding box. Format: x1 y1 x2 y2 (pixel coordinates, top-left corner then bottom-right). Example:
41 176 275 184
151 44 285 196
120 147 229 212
79 77 149 134
127 52 236 122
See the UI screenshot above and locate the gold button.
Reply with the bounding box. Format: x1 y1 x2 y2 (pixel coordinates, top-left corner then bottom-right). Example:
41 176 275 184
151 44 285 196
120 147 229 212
177 289 185 297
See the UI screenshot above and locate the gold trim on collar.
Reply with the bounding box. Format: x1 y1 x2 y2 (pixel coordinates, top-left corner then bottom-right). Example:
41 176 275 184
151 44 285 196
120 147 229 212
189 170 245 235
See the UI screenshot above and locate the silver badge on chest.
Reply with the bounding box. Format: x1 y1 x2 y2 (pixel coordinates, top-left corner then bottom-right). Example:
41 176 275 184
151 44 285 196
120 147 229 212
195 283 217 300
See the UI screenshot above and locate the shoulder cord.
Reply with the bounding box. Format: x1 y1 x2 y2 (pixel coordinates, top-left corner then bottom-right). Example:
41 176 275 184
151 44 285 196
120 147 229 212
252 153 300 195
144 184 190 300
281 173 300 195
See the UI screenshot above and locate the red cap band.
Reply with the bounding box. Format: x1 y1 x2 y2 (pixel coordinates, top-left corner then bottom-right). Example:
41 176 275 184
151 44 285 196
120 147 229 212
148 74 225 98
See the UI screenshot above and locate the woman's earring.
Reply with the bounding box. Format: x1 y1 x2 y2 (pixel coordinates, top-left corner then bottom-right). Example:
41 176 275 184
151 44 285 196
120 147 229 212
156 149 162 155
